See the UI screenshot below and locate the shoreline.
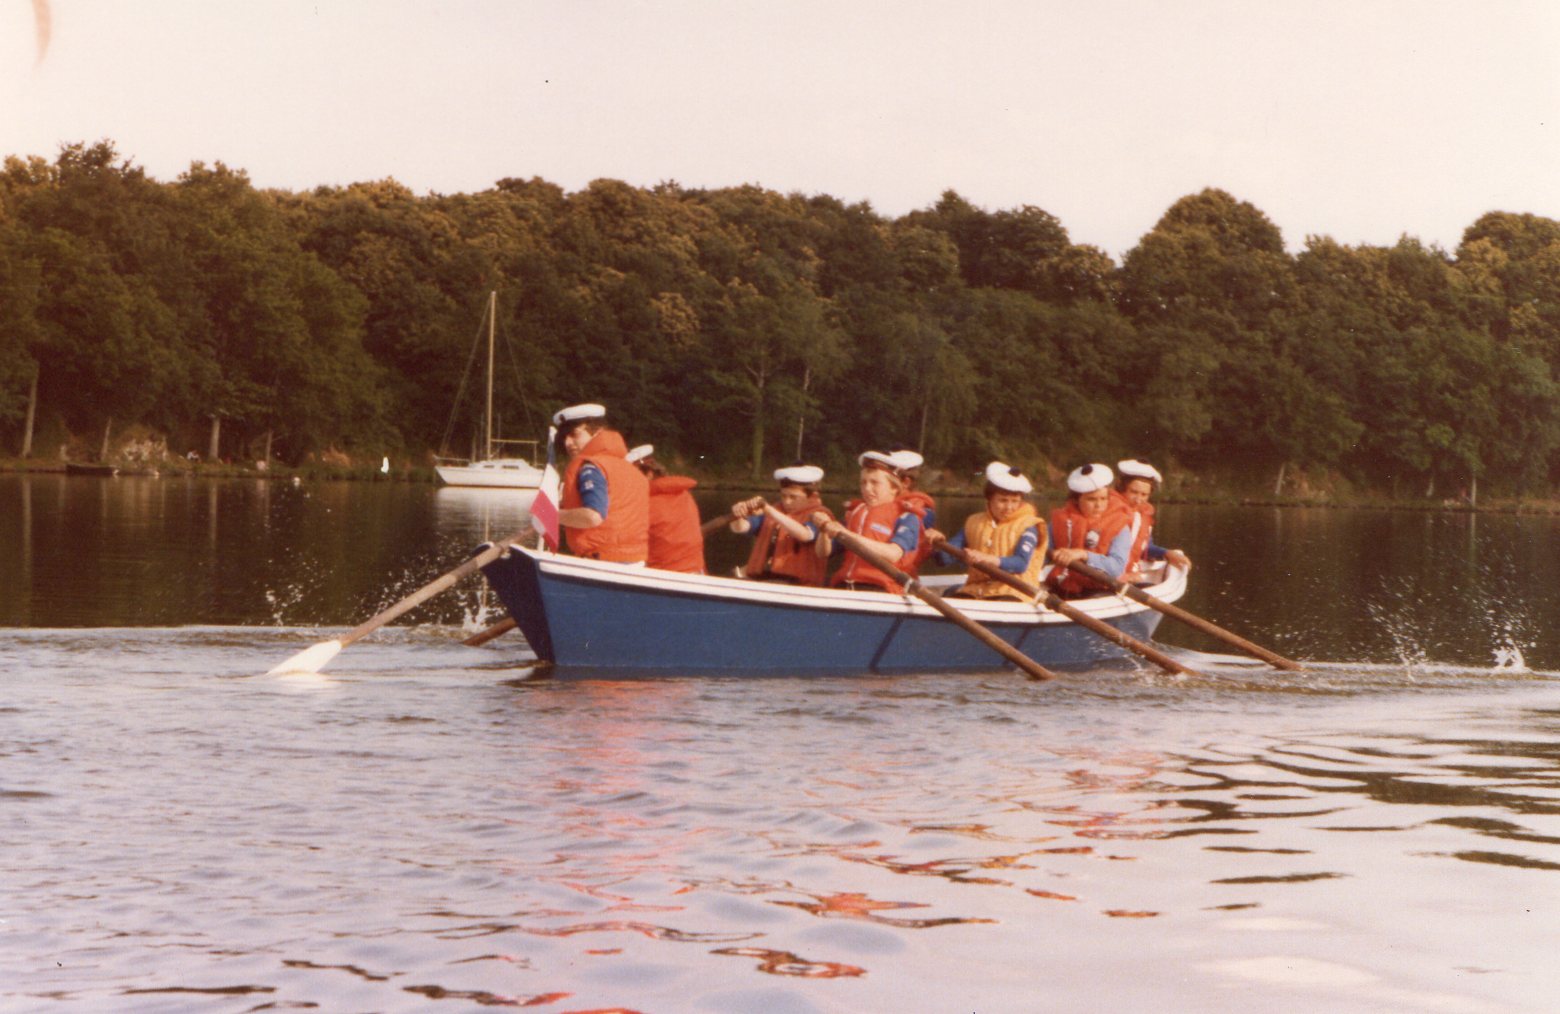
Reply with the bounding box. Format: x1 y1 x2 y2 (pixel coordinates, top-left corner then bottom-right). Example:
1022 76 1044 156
4 457 1557 515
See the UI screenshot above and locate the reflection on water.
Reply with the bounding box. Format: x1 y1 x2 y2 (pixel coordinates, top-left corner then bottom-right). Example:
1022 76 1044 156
431 484 537 539
6 478 1560 1009
7 475 1560 672
6 628 1558 1010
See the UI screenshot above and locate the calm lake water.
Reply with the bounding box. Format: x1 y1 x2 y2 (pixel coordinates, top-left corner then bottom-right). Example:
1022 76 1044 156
3 474 1558 1012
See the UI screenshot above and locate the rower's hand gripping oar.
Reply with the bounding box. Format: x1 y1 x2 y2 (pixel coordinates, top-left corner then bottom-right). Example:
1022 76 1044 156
701 496 768 538
268 525 532 675
826 525 1057 682
1064 560 1301 670
934 540 1201 677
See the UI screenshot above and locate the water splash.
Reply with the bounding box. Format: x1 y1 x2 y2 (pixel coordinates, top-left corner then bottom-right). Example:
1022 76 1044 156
1492 645 1527 673
1481 597 1533 674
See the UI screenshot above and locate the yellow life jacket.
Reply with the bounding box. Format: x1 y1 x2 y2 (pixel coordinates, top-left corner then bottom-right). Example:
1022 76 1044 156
959 503 1047 600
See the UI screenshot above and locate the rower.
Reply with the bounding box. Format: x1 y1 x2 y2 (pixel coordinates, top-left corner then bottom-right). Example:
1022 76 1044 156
888 445 936 575
627 444 705 574
1114 458 1192 579
553 403 650 564
1047 463 1133 598
924 462 1047 601
814 451 925 592
728 463 833 585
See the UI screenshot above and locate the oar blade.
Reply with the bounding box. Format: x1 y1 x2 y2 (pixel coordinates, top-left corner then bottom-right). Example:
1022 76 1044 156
267 638 343 676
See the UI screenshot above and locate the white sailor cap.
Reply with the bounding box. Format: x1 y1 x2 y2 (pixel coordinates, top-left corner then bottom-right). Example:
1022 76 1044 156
774 464 824 485
888 448 924 471
1067 463 1114 494
551 402 606 427
1116 458 1163 485
984 461 1033 494
857 450 903 474
625 444 654 464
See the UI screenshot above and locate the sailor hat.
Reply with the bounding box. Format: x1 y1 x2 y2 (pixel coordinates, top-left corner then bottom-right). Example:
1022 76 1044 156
888 448 924 472
775 464 824 485
1067 462 1114 494
984 461 1032 494
1116 458 1163 485
625 444 654 464
857 450 903 474
551 402 606 427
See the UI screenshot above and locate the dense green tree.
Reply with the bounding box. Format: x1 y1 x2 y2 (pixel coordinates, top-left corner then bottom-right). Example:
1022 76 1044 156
5 139 1560 500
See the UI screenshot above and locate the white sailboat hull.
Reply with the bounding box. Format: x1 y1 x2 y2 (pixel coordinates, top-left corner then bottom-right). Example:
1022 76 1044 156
435 458 545 489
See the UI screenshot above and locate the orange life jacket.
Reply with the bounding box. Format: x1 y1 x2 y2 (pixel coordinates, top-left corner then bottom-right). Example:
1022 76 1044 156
560 429 650 563
1109 489 1156 573
899 489 937 575
830 496 924 593
647 474 705 573
958 503 1048 601
744 496 832 586
1047 498 1132 597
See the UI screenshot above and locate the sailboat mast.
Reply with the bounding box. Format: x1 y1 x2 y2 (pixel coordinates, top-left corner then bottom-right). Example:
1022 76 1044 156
484 290 496 460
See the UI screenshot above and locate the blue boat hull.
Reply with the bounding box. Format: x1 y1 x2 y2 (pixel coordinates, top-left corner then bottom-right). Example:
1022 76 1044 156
480 547 1182 676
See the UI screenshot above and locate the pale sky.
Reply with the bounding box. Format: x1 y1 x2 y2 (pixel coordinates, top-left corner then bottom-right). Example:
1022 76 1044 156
3 0 1558 259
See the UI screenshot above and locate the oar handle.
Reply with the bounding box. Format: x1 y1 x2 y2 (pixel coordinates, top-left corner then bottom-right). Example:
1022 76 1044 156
829 526 1056 682
702 497 768 537
936 541 1198 677
341 526 531 648
1064 560 1301 671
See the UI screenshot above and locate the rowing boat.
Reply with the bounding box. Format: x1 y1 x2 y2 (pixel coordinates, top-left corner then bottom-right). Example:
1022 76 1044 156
64 461 119 477
479 544 1187 675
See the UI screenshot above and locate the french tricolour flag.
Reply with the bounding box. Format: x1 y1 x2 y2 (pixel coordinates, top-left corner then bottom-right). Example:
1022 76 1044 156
529 427 562 550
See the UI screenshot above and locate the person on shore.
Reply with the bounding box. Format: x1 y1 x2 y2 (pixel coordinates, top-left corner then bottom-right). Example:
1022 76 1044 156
553 403 650 564
924 462 1047 601
1113 458 1192 578
728 463 833 585
813 451 925 592
889 445 936 575
626 444 705 574
1047 462 1133 598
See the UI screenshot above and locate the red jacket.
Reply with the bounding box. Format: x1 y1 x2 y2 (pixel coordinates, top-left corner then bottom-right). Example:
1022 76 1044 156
647 474 705 573
1109 489 1156 572
745 496 832 585
1047 499 1132 597
831 497 925 593
899 489 937 575
560 429 650 563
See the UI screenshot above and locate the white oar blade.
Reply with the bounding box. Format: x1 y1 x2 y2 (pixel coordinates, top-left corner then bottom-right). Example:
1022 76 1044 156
267 639 343 676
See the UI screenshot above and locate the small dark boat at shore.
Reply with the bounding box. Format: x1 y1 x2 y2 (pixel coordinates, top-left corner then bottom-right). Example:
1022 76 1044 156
64 462 120 477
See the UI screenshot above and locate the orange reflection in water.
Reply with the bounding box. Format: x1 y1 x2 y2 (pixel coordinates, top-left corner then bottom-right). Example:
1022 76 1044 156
773 890 994 928
713 946 866 978
521 919 759 944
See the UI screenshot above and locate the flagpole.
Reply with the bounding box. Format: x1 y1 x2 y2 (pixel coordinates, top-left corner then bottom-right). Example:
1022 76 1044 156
530 425 562 551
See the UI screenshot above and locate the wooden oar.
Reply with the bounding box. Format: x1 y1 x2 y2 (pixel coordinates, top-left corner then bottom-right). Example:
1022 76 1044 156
268 526 531 675
462 616 517 647
1064 560 1300 670
701 497 767 537
934 542 1200 677
828 526 1056 681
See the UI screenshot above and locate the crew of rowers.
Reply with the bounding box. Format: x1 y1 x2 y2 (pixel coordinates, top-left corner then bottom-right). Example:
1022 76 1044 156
549 401 1191 601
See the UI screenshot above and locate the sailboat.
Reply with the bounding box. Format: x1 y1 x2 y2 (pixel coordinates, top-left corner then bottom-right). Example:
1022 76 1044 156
434 292 546 489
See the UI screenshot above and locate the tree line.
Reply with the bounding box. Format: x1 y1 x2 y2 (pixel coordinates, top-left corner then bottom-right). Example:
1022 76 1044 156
4 139 1559 498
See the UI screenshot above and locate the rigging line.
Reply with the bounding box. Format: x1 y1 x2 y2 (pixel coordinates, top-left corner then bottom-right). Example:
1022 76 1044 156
436 302 492 457
497 302 541 435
